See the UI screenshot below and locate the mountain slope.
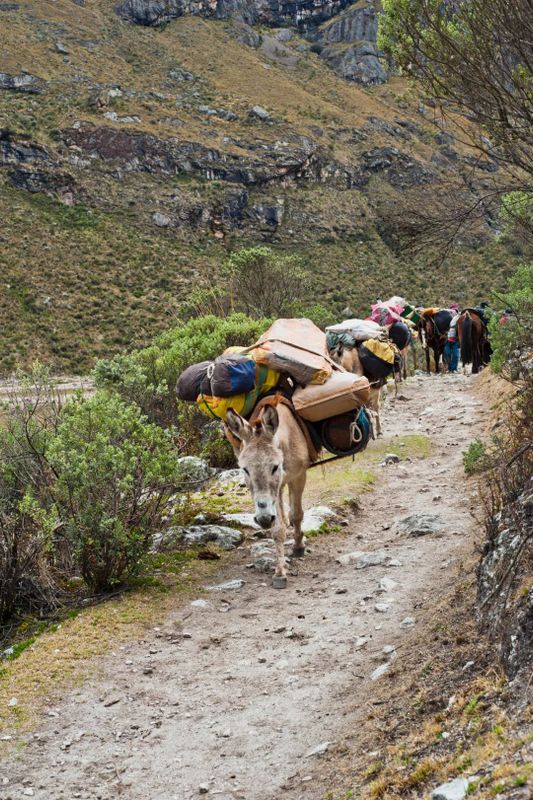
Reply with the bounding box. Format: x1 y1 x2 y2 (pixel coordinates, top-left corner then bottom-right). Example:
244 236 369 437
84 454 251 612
0 1 515 373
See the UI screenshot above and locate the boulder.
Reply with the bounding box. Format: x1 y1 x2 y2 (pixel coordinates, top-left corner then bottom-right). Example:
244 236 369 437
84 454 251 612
205 579 245 591
0 71 46 93
302 506 336 533
431 778 469 800
177 456 213 486
182 525 243 549
397 513 444 537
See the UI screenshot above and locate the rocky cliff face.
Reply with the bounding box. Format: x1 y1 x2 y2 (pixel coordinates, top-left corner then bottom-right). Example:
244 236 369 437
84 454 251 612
116 0 357 27
116 0 387 84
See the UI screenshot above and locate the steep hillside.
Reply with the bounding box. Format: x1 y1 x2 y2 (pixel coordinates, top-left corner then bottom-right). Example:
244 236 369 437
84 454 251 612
0 0 516 373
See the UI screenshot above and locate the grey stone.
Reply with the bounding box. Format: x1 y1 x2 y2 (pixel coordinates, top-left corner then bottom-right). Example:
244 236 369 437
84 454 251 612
400 616 416 628
397 513 444 537
152 211 171 227
378 576 397 592
177 456 212 485
222 512 260 530
183 525 243 549
336 550 389 568
206 579 245 591
250 105 270 120
374 602 390 613
55 42 69 54
383 453 400 464
216 468 245 487
102 111 141 123
370 663 390 681
431 777 469 800
0 72 46 93
302 506 336 533
304 741 334 758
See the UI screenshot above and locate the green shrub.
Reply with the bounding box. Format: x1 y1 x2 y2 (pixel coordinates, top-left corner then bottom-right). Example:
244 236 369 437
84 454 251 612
489 263 533 375
93 312 271 428
45 392 184 592
463 439 487 474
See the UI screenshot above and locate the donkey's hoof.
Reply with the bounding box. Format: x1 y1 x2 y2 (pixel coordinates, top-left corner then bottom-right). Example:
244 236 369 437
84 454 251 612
291 547 306 558
272 575 287 589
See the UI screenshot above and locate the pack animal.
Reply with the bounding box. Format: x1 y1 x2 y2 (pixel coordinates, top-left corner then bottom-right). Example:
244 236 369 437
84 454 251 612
457 310 489 374
225 401 312 589
330 345 384 436
418 310 452 374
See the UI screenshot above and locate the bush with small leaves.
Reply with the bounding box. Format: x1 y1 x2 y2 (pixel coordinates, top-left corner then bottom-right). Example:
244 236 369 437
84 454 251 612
47 393 184 592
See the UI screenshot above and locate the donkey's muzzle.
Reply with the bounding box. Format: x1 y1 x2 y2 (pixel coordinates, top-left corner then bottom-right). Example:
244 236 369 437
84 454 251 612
254 513 275 530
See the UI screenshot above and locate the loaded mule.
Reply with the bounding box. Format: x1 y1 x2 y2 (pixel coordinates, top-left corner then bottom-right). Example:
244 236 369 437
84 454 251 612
225 395 320 589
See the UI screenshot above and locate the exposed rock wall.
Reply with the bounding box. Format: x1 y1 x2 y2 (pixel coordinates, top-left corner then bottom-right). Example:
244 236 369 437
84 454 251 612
115 0 357 27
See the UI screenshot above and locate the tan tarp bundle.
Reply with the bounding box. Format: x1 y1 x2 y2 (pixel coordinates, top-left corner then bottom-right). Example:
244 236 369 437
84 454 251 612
293 371 370 422
252 318 336 385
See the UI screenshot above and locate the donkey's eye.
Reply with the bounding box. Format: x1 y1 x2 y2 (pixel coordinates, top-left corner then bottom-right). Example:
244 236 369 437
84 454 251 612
243 467 250 476
272 465 279 474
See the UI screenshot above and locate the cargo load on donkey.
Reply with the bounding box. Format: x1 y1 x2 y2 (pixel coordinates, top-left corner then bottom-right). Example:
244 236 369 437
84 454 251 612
175 318 372 460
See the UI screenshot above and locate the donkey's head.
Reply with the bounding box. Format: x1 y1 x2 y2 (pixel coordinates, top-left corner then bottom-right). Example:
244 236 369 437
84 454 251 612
226 406 284 530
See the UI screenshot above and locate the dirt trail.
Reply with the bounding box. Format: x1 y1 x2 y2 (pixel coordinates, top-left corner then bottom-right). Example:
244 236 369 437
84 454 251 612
1 373 485 800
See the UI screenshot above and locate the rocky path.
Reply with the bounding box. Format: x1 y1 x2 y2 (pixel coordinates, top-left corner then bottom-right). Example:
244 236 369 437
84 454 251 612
1 373 485 800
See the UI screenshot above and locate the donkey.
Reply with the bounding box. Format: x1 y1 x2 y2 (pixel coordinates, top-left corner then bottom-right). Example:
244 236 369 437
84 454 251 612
225 403 312 589
331 345 384 436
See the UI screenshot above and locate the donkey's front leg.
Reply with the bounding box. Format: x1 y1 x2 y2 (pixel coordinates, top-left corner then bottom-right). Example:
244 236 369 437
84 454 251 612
289 473 306 558
272 493 288 589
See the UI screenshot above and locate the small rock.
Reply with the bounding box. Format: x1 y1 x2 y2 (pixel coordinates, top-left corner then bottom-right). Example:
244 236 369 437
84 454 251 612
8 697 18 706
206 580 245 592
336 550 388 568
355 636 369 648
383 645 396 655
23 790 34 797
304 741 333 758
378 576 397 592
374 603 390 613
431 777 469 800
370 663 390 681
397 513 443 537
55 41 69 54
400 616 416 628
190 599 211 609
152 211 171 227
250 105 270 120
222 512 260 530
198 783 209 794
302 506 336 533
383 453 400 464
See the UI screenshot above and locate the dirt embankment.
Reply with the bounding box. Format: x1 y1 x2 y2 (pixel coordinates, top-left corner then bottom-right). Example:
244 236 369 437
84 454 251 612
1 372 530 800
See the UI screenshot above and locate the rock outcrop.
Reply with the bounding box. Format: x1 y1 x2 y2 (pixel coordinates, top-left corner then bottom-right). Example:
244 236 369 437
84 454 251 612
116 0 386 84
116 0 357 27
314 2 387 85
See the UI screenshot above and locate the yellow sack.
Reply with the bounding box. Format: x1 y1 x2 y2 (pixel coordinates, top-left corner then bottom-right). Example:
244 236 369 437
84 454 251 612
361 338 396 365
197 363 280 421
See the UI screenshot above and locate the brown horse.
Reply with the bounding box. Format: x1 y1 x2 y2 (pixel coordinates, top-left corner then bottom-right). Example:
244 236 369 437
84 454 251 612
457 310 488 374
418 309 453 374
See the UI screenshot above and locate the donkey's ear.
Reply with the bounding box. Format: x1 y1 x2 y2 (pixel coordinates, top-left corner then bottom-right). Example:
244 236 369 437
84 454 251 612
260 405 279 438
226 409 252 442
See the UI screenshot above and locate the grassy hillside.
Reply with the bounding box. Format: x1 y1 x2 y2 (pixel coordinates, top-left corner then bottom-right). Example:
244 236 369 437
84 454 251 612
0 1 518 373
